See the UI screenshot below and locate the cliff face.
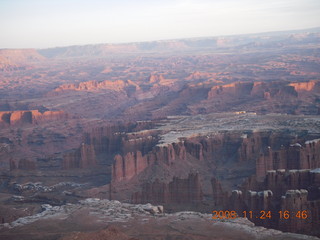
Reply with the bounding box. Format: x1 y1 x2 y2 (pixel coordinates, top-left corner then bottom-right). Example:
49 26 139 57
112 151 148 182
256 139 320 181
111 130 320 199
111 140 206 183
58 119 320 236
63 122 159 170
62 144 96 169
204 80 320 114
228 169 320 235
0 110 68 127
131 173 203 205
51 80 128 94
208 82 255 99
207 81 299 101
211 177 229 207
279 190 313 233
289 80 320 92
9 158 36 171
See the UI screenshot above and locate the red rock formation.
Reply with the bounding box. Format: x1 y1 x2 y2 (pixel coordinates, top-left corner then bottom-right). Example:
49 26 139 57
211 177 228 207
112 151 148 182
0 110 68 127
229 190 245 213
208 81 301 101
111 140 205 183
184 140 204 161
84 123 158 157
50 79 133 95
230 169 320 235
64 123 158 171
112 145 177 182
148 73 165 83
238 133 266 162
245 190 274 227
289 81 319 92
256 139 320 181
202 81 320 114
279 189 312 233
207 82 254 99
131 173 203 204
9 158 36 171
302 139 320 169
154 145 176 165
62 143 96 169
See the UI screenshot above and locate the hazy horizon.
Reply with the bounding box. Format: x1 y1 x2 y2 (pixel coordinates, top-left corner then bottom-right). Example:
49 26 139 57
1 0 320 49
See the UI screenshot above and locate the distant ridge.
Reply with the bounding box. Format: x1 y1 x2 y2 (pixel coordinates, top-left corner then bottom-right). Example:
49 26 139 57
0 27 319 61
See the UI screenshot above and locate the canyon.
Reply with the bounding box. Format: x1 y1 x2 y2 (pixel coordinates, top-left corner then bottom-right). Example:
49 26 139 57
0 28 320 239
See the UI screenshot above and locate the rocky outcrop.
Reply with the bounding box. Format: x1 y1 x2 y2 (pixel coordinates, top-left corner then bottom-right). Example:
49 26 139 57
289 81 319 92
0 110 68 127
112 151 148 182
148 73 165 83
227 169 320 235
83 122 158 156
63 122 158 170
211 177 229 207
111 140 205 183
9 158 36 171
112 130 320 208
131 173 203 204
52 80 127 93
208 82 254 99
62 143 96 169
208 81 300 101
111 145 177 182
279 189 312 233
59 121 320 237
204 80 320 114
256 139 320 181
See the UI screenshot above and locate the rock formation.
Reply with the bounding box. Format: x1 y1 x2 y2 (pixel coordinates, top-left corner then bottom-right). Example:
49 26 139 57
112 151 148 182
62 143 96 169
204 80 320 114
279 189 312 233
227 169 320 235
256 139 320 181
0 110 68 127
51 80 129 94
63 122 159 170
9 158 36 171
131 173 203 205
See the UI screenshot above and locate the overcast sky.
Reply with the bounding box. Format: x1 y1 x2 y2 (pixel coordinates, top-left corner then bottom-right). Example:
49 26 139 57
0 0 319 49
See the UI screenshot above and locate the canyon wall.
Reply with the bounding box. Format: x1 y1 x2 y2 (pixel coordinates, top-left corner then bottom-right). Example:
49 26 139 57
0 110 68 127
49 80 131 95
9 158 36 171
58 120 320 236
112 151 148 182
62 144 96 169
256 139 320 181
111 140 206 183
63 122 159 170
131 173 203 205
228 169 320 235
207 81 299 101
111 130 320 193
205 80 320 114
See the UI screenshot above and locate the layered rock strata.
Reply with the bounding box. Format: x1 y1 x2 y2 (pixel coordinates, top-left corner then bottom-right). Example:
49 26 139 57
0 110 68 127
